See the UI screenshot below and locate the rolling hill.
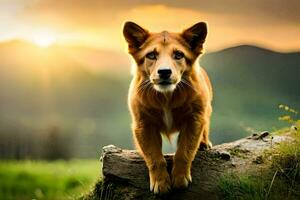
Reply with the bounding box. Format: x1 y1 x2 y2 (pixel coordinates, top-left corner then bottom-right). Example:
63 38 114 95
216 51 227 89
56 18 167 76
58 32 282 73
201 45 300 142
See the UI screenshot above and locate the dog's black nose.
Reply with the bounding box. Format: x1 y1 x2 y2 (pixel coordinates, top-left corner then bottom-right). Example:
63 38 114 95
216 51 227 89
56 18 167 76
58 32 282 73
158 69 172 79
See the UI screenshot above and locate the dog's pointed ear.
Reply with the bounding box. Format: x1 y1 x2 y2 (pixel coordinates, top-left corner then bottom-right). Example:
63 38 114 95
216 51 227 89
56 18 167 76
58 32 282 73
181 22 207 54
123 21 149 51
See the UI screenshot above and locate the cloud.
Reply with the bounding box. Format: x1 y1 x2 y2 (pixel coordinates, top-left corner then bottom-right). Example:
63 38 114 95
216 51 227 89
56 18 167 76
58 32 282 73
5 0 300 51
171 0 300 24
21 0 300 28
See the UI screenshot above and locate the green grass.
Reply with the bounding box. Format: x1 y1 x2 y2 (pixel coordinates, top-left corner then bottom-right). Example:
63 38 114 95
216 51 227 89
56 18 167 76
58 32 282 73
0 160 101 200
229 148 249 158
219 120 300 200
219 174 266 200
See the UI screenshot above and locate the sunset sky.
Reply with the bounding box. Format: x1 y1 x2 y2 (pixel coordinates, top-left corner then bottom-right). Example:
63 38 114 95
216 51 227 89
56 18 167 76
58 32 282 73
1 0 300 52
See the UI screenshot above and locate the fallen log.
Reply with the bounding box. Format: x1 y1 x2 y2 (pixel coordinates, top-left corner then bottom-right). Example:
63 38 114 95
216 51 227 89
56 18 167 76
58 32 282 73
84 131 291 200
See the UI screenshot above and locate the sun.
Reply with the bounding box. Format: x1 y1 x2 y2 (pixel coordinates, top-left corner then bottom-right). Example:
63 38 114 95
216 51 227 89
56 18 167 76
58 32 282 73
33 32 57 47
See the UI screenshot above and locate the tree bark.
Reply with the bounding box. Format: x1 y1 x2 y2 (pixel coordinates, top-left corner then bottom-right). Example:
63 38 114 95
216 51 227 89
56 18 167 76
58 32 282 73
84 132 291 200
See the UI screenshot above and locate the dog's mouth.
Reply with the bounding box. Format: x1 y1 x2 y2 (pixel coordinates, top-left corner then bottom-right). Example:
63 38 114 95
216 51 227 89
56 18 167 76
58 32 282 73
152 78 176 85
157 80 172 86
152 79 177 93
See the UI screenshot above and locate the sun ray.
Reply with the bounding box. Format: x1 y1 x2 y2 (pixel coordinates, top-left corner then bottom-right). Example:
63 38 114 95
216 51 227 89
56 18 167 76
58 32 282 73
32 30 57 47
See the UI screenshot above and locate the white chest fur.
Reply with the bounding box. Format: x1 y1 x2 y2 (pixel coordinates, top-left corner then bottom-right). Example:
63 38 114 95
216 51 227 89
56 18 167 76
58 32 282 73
163 108 173 131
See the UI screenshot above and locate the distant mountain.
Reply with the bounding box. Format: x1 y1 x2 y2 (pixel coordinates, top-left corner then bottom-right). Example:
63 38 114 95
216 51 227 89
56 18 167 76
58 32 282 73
0 41 299 158
201 45 300 142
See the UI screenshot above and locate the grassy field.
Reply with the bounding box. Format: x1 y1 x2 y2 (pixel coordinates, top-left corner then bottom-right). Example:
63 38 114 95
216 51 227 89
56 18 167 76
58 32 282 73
0 160 101 200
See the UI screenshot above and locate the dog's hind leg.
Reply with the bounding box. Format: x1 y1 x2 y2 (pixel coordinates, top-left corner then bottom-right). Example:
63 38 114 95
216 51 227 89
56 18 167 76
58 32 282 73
199 120 212 151
199 106 213 151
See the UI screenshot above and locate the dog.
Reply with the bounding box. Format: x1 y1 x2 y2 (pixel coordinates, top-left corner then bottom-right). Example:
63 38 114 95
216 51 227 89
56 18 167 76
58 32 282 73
123 21 213 194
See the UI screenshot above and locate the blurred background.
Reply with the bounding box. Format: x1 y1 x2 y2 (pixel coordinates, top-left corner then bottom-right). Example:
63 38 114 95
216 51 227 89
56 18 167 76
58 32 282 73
0 0 299 199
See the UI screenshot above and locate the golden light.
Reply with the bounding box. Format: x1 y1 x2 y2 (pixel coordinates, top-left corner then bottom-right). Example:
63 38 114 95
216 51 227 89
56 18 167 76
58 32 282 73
32 32 57 47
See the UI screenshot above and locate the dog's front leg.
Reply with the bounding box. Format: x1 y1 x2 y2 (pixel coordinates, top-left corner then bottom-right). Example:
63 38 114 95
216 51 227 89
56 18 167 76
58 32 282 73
172 119 205 189
133 123 171 194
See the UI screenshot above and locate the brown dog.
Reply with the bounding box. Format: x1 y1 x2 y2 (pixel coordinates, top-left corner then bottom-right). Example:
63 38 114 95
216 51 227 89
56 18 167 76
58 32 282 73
123 21 213 194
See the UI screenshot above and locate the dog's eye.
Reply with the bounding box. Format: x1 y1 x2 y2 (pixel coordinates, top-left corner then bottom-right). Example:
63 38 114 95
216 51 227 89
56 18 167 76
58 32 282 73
146 51 157 60
173 50 184 60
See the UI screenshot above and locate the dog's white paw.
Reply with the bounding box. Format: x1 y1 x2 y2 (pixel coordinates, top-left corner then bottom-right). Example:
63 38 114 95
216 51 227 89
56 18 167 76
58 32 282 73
149 171 171 194
172 172 192 189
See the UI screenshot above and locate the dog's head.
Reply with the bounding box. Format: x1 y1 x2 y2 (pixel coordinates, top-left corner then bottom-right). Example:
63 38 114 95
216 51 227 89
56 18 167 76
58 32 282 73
123 21 207 93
